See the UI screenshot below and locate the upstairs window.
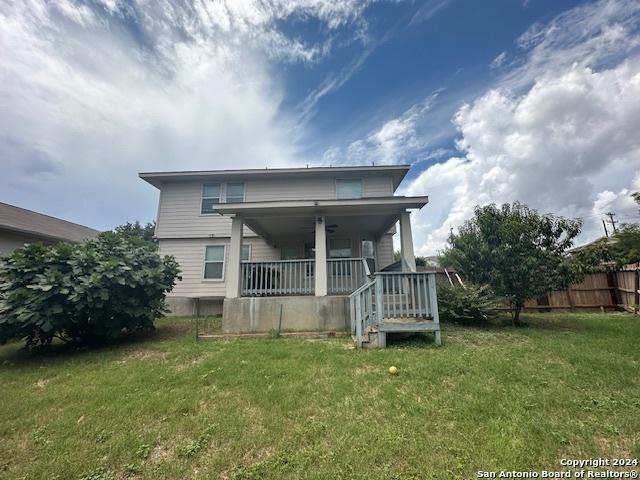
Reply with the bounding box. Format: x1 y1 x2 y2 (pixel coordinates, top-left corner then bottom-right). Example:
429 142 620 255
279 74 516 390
241 244 251 262
201 184 221 213
336 179 363 199
226 183 245 203
203 245 225 280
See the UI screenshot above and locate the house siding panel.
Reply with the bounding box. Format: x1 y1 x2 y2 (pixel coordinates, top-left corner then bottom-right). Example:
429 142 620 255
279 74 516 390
0 230 56 256
159 237 280 298
155 182 256 239
376 234 395 270
156 174 395 239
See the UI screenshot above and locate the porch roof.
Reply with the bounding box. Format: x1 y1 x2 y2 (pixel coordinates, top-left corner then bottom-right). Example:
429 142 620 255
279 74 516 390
214 196 428 243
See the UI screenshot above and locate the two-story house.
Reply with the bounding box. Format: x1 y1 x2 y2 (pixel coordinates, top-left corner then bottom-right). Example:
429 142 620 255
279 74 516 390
140 165 440 346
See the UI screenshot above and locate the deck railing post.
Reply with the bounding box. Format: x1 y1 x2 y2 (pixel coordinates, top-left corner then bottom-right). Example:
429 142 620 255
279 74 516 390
355 293 363 348
427 273 441 345
375 275 383 324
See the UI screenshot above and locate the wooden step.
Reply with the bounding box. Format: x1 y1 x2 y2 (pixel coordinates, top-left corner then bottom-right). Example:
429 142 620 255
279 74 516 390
378 321 440 333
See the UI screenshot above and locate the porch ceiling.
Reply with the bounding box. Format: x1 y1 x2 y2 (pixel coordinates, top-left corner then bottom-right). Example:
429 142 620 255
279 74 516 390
215 196 428 244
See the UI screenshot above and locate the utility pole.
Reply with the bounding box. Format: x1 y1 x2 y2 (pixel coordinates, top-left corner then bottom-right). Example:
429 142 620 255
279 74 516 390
606 212 618 234
602 219 609 237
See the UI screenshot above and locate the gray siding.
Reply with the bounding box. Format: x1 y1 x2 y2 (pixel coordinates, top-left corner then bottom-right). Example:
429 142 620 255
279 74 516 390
156 182 241 239
245 175 392 201
0 230 56 256
160 237 279 298
376 234 395 270
155 174 394 240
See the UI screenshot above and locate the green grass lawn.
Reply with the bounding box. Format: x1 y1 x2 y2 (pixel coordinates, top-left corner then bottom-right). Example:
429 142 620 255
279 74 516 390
1 313 639 480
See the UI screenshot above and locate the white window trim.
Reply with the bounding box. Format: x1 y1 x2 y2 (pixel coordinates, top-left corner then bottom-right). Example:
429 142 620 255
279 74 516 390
335 178 363 200
200 182 245 215
241 243 251 262
201 183 222 215
225 182 246 203
202 244 226 282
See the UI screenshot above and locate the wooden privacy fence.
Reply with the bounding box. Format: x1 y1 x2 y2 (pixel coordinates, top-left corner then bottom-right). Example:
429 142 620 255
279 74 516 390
523 265 640 313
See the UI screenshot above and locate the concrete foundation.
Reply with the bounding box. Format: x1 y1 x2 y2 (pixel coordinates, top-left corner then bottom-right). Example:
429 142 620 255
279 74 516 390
165 297 223 317
222 296 349 334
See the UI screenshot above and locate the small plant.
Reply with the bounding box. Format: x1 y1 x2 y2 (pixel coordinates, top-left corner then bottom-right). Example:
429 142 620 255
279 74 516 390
267 328 281 339
437 282 497 325
79 467 113 480
135 443 152 460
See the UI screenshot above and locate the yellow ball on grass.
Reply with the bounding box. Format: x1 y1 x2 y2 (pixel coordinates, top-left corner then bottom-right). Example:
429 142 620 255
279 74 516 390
388 366 398 375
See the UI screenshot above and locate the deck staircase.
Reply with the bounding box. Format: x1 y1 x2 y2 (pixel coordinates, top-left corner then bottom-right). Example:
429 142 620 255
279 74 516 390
348 271 441 348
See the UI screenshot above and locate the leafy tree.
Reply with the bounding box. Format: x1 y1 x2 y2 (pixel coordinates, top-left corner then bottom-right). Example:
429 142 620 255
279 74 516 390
0 232 180 348
112 221 156 247
441 202 582 326
574 223 640 270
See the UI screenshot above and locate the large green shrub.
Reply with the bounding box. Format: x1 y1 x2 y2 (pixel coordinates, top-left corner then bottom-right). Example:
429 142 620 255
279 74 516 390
437 282 497 325
0 232 180 347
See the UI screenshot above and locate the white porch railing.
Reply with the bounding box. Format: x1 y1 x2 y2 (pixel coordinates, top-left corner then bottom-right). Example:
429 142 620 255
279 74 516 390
327 258 371 295
349 271 441 348
241 260 315 296
349 279 377 348
376 272 437 319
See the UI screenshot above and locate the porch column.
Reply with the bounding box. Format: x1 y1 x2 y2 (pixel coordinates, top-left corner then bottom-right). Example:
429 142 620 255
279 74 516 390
399 211 417 272
314 216 328 296
226 215 244 298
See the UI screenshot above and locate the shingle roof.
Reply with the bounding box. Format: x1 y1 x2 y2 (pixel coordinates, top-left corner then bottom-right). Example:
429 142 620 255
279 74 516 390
0 202 100 243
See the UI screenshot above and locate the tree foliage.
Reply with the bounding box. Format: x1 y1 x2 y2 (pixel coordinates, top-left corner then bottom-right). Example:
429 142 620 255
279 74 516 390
112 221 156 247
0 232 180 347
573 223 640 270
440 202 582 325
437 282 497 325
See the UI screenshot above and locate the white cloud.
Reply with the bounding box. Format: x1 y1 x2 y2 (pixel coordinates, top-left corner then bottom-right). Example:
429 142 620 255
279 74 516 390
490 51 508 69
504 0 640 90
385 0 640 256
405 61 640 255
321 93 441 165
0 0 370 229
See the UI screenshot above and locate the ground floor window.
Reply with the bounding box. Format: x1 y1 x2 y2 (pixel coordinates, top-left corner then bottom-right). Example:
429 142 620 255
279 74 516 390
242 244 251 262
329 239 352 275
204 245 225 279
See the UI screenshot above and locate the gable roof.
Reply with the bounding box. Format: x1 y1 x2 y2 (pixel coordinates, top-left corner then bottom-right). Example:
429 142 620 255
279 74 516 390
139 165 411 191
0 202 100 243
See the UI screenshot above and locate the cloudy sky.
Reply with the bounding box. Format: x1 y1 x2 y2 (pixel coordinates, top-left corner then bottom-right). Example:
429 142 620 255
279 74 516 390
1 0 639 254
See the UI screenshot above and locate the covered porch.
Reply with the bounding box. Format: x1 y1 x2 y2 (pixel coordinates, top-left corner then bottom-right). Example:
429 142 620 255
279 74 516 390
216 196 428 298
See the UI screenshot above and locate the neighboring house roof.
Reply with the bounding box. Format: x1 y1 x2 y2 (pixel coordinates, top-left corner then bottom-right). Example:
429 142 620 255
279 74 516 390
139 165 411 191
567 236 615 254
0 202 100 243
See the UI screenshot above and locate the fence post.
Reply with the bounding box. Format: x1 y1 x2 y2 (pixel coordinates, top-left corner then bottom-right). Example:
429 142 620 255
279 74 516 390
635 268 640 315
567 288 575 312
606 271 622 311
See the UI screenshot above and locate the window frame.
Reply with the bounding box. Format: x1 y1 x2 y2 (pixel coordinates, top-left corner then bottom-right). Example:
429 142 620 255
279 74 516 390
241 244 251 262
225 182 245 203
329 238 352 258
202 244 226 281
201 183 222 214
335 178 363 200
281 246 300 260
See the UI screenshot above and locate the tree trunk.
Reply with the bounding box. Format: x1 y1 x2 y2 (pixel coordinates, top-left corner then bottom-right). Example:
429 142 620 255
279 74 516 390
512 302 523 327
